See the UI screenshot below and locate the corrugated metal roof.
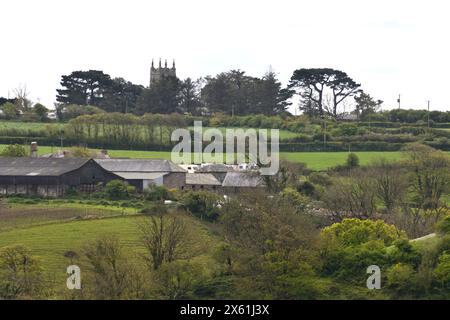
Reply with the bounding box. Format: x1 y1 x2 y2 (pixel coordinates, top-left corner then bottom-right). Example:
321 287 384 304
95 159 186 173
186 173 221 186
0 158 90 176
222 172 265 188
113 172 167 180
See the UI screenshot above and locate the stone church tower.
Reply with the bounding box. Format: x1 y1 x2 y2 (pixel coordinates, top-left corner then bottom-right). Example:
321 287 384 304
150 58 176 87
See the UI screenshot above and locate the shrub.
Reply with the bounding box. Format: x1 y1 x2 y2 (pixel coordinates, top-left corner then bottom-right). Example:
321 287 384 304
70 147 93 158
104 180 131 200
321 218 405 247
296 180 316 197
433 252 450 291
143 185 170 201
437 215 450 235
320 219 408 282
279 187 310 212
0 144 27 157
180 191 222 221
386 263 417 298
0 245 44 299
346 153 360 168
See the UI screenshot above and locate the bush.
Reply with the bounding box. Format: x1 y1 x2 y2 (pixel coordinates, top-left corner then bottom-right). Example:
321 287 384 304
320 219 408 282
279 187 310 212
346 153 360 168
437 215 450 235
180 191 222 221
59 104 105 121
433 252 450 292
70 147 93 158
386 263 417 298
0 144 27 157
143 185 170 201
296 181 316 197
104 180 131 200
321 218 405 247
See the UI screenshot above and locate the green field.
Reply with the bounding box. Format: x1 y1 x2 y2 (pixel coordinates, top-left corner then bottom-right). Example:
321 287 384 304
0 203 218 288
0 144 410 170
0 121 61 130
187 126 301 140
280 151 406 170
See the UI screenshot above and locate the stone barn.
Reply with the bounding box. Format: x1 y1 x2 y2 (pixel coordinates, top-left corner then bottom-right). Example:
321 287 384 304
95 159 186 191
196 164 233 183
221 172 266 194
0 158 120 197
185 173 222 191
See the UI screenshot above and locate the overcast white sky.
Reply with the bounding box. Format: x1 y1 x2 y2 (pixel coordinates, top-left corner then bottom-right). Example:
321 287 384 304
1 0 449 112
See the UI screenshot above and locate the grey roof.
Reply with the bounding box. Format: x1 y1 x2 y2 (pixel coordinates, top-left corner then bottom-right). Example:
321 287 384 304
95 159 186 173
186 173 221 186
222 172 265 188
197 164 233 173
0 157 90 176
113 172 166 180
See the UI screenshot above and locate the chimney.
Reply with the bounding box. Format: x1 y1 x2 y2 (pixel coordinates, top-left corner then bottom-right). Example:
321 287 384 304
100 149 109 158
30 142 38 158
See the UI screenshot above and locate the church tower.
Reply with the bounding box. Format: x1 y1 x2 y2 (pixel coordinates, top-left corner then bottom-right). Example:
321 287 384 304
150 58 176 87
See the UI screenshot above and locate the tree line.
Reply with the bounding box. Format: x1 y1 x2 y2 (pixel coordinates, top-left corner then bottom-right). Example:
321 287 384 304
54 68 294 117
2 68 450 123
49 67 450 121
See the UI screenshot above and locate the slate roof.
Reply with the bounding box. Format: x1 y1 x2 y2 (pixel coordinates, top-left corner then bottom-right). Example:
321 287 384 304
95 159 186 173
197 164 233 173
113 172 167 180
221 172 265 188
186 173 221 186
0 158 91 176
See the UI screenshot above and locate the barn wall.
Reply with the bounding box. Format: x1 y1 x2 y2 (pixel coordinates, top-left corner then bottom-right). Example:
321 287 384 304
163 172 186 189
61 160 120 187
0 175 61 197
0 160 119 197
184 184 219 191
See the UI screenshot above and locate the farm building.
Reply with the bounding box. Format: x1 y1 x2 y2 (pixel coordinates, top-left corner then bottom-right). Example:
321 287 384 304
0 158 120 197
95 159 186 191
221 171 266 193
196 163 233 183
185 173 222 191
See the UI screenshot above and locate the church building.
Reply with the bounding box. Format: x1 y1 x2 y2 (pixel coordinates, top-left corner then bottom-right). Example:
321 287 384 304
150 58 176 87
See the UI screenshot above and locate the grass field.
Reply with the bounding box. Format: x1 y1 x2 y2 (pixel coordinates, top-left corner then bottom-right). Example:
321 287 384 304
0 144 411 170
187 126 301 140
0 203 219 288
0 204 126 232
0 121 58 130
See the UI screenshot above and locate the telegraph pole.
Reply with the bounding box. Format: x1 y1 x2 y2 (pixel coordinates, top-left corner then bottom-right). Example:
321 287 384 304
397 94 401 109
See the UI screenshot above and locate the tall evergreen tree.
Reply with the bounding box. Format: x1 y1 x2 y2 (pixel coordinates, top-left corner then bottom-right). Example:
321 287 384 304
136 75 181 114
179 78 202 115
258 70 293 115
56 70 113 106
100 78 144 113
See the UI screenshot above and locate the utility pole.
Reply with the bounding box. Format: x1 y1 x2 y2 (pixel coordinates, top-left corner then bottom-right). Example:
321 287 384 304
397 94 401 109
